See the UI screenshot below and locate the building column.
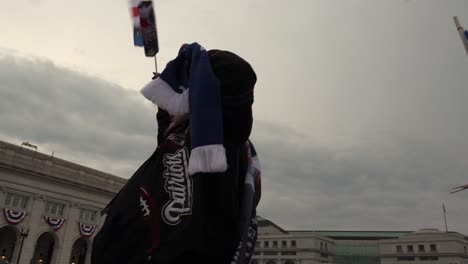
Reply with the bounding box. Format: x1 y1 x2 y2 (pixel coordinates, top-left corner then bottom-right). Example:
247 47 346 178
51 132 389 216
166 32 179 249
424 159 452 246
57 205 79 264
85 241 92 264
10 226 24 264
18 198 45 264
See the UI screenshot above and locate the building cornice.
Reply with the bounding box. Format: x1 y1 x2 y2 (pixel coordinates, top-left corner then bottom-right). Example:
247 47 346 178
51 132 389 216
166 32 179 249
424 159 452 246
0 140 126 195
381 252 468 258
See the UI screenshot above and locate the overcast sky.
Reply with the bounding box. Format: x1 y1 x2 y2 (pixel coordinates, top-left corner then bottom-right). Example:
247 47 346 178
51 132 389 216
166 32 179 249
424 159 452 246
1 0 468 234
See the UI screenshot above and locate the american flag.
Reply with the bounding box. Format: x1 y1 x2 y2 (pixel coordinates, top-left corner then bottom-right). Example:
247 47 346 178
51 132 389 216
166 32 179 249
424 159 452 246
129 0 144 47
129 0 159 56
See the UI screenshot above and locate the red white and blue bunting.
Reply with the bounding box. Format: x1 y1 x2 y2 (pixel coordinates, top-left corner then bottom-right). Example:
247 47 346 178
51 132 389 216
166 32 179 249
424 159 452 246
44 216 65 231
79 223 97 237
3 208 27 225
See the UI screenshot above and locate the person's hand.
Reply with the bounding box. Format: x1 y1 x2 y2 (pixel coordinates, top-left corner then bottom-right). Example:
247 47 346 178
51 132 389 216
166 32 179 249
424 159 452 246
164 113 189 137
152 72 160 80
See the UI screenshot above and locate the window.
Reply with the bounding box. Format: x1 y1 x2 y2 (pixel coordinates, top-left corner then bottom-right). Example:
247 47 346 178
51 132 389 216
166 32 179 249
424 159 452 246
464 246 467 255
263 251 277 256
281 251 296 255
397 256 415 261
320 253 328 258
45 202 65 217
396 245 403 253
320 242 324 249
255 241 260 248
407 245 414 253
418 245 425 252
420 256 438 261
80 209 97 222
282 241 287 248
273 241 278 248
291 240 296 247
264 241 269 248
429 244 437 252
325 243 328 251
5 193 29 209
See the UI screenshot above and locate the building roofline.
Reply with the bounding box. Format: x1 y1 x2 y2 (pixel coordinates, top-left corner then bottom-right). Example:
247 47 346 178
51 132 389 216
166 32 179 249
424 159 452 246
296 230 414 233
0 140 127 194
0 140 126 182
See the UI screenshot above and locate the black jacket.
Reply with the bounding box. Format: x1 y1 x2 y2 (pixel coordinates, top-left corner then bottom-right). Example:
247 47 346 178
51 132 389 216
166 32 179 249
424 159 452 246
91 113 248 264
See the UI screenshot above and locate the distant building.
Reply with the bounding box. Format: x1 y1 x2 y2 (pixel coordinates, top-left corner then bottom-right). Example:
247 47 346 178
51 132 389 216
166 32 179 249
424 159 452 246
256 218 468 264
315 231 411 264
379 228 468 264
0 140 126 264
254 217 335 264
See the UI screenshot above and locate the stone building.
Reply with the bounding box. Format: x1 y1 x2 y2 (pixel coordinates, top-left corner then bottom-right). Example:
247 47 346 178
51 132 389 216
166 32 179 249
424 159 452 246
379 228 468 264
253 217 335 264
315 231 410 264
256 218 468 264
0 140 126 264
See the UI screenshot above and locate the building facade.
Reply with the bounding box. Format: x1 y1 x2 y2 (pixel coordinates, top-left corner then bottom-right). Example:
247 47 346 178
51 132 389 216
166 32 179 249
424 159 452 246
256 219 468 264
380 228 468 264
315 231 411 264
253 217 335 264
0 140 126 264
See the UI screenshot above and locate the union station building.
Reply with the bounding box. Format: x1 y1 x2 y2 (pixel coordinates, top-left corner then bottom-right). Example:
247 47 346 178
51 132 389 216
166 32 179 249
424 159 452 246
0 140 125 264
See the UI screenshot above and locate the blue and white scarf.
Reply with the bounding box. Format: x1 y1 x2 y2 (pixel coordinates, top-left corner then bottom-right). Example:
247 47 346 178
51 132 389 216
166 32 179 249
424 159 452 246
141 43 226 175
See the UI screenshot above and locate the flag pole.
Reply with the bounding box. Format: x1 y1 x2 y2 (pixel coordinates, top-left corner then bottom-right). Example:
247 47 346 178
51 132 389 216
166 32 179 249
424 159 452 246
443 204 448 232
453 16 468 56
154 55 158 74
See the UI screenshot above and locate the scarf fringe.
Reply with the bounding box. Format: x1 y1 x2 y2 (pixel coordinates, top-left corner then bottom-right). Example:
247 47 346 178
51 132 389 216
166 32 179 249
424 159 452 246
141 77 189 114
188 144 227 175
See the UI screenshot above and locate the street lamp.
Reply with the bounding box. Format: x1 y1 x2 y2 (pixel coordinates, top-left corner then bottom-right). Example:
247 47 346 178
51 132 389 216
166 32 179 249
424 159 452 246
16 228 29 264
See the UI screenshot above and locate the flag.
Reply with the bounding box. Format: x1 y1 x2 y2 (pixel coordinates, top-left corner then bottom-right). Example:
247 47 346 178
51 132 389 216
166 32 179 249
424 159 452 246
465 30 468 41
129 0 159 56
130 0 143 47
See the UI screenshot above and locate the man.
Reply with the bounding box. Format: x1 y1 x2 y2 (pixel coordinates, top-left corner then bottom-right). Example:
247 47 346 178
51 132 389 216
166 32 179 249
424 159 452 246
92 43 260 264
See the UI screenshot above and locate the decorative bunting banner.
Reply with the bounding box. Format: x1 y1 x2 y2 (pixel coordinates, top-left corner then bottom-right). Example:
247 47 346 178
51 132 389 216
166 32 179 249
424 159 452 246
3 208 27 225
79 223 97 237
44 216 65 231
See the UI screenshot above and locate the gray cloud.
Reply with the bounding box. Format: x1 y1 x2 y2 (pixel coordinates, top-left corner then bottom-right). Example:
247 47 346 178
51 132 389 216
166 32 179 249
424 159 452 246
252 122 468 233
0 53 157 176
1 51 468 235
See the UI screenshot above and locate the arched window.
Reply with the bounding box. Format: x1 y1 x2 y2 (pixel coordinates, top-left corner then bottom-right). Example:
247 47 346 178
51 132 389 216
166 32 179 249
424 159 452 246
0 226 18 263
70 237 90 264
32 232 57 264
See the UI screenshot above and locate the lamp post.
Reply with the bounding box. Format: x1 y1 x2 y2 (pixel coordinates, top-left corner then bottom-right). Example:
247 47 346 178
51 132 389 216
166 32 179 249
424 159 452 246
16 228 29 264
